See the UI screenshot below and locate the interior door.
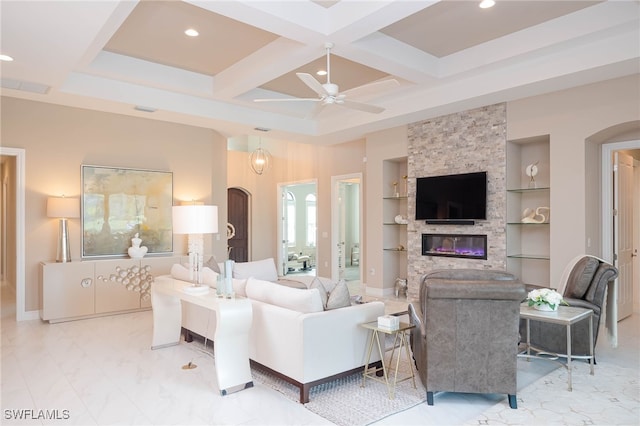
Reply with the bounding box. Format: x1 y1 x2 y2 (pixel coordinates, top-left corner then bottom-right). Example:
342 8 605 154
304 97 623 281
614 152 634 320
227 188 248 262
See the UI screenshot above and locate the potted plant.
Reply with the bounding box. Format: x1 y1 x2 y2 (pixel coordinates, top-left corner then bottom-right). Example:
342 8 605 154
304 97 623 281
526 288 568 311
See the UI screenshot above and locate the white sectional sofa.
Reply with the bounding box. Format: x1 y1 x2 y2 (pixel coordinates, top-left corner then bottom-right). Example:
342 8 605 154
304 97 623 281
176 258 385 403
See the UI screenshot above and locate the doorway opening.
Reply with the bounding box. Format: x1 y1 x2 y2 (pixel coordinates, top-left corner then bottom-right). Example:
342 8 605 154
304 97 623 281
331 173 362 284
277 180 318 277
0 147 27 321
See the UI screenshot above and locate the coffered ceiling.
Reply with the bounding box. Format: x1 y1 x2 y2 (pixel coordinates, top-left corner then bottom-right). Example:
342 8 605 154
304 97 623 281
1 0 638 145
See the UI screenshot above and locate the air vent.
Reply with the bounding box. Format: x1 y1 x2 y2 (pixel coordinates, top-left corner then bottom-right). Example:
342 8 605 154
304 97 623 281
1 78 50 94
134 105 157 113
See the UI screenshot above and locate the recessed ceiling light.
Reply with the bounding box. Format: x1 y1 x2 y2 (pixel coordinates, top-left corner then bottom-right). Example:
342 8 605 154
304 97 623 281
0 54 14 62
479 0 495 8
317 70 327 76
184 28 199 37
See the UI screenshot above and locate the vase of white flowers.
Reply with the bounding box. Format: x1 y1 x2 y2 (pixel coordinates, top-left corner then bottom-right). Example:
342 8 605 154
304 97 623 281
526 288 567 311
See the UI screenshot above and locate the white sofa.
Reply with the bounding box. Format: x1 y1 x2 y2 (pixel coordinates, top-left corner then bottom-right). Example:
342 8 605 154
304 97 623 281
176 259 385 403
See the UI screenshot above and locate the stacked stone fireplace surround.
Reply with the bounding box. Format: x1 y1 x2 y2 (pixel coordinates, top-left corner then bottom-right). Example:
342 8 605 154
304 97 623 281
406 103 507 301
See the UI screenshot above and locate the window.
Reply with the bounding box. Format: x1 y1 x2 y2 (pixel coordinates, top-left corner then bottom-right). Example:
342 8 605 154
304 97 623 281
286 191 296 246
306 193 316 246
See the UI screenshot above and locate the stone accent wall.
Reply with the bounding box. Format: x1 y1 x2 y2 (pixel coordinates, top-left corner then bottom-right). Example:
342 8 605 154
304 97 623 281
406 103 507 301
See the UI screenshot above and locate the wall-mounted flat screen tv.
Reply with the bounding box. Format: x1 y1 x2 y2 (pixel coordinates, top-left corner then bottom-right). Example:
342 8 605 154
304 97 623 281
415 171 487 221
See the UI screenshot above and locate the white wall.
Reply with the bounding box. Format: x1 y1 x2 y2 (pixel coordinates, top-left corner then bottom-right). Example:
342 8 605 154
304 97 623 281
508 74 640 285
1 97 228 312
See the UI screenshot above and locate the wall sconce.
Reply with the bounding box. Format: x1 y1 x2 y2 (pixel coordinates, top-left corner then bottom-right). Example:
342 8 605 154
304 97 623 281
249 141 271 175
47 196 80 262
172 204 219 294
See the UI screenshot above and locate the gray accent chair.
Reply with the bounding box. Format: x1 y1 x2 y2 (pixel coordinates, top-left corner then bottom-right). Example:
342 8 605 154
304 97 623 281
521 256 618 359
408 269 525 409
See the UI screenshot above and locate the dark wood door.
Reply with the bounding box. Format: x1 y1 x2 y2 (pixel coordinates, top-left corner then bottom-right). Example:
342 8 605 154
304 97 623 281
227 188 248 262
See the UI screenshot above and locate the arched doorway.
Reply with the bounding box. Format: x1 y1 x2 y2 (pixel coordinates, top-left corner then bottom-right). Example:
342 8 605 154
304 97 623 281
227 187 249 262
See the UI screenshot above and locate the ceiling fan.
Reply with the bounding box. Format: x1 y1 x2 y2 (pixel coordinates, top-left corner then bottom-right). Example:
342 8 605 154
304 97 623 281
254 42 399 117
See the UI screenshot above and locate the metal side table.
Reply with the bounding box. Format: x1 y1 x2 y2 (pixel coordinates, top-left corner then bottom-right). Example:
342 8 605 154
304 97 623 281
519 303 594 391
361 321 416 399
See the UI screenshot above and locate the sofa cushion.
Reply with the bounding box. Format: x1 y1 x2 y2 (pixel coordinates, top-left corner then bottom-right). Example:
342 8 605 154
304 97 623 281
233 258 279 282
565 256 599 299
246 277 324 313
326 279 351 310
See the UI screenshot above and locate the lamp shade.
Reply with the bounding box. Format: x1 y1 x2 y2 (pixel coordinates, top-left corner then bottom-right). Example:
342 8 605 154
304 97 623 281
172 205 219 234
47 197 79 219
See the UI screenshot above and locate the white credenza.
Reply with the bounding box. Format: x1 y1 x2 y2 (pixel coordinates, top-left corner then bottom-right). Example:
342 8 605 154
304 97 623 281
40 256 183 323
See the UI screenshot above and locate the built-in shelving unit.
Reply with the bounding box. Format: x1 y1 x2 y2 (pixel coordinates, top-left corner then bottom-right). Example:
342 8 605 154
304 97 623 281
382 158 408 289
506 135 551 286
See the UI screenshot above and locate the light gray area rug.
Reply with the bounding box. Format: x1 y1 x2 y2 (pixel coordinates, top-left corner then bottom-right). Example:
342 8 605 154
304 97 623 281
465 361 639 426
252 355 426 426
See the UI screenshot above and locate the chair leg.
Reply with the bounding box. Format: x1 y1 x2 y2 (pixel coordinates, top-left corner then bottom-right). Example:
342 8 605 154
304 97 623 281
427 391 434 406
508 394 517 409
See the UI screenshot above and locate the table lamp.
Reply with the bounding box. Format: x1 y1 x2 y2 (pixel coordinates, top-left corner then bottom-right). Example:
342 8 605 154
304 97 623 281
172 204 219 294
47 196 80 262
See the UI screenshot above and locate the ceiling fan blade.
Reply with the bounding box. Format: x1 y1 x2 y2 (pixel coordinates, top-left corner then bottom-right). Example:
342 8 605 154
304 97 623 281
297 72 328 97
305 102 326 119
340 99 385 114
341 79 399 99
254 97 320 103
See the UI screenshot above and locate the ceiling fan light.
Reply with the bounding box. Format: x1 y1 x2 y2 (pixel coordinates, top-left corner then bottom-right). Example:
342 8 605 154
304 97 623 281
249 147 271 175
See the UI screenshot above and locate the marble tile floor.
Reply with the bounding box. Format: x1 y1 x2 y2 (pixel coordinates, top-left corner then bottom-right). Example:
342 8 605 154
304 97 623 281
1 283 638 425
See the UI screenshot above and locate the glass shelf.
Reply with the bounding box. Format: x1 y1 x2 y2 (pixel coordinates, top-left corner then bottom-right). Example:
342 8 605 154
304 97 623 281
383 222 407 225
506 187 550 193
383 196 408 200
507 254 550 260
384 248 406 252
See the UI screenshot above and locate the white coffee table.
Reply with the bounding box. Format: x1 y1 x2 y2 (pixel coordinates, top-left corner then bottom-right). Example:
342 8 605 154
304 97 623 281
519 303 594 391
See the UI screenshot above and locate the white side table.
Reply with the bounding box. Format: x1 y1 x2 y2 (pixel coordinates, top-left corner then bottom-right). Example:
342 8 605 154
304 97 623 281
361 321 416 399
519 303 594 391
151 276 254 395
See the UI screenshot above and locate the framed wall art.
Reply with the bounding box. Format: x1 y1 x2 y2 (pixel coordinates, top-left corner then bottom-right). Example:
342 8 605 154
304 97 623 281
81 165 173 258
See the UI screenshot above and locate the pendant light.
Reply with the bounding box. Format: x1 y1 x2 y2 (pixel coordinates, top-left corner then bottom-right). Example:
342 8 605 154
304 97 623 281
249 137 272 175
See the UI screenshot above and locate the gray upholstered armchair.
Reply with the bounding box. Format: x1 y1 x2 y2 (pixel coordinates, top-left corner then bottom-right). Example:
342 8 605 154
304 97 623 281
521 255 618 359
408 269 525 409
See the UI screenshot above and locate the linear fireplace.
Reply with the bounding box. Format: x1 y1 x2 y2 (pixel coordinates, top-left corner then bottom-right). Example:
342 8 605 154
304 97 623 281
422 233 487 260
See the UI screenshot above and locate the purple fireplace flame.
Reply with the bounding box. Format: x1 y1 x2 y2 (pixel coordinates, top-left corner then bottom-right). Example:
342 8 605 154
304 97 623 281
422 234 487 260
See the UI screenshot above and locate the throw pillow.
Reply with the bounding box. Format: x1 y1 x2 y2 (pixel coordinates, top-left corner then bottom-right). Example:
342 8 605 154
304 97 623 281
566 256 599 299
233 258 279 282
326 279 351 310
309 277 329 309
170 263 218 287
203 256 222 274
245 277 324 313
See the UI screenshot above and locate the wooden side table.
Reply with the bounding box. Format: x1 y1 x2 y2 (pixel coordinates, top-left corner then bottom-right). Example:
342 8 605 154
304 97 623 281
361 321 416 399
519 303 594 391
